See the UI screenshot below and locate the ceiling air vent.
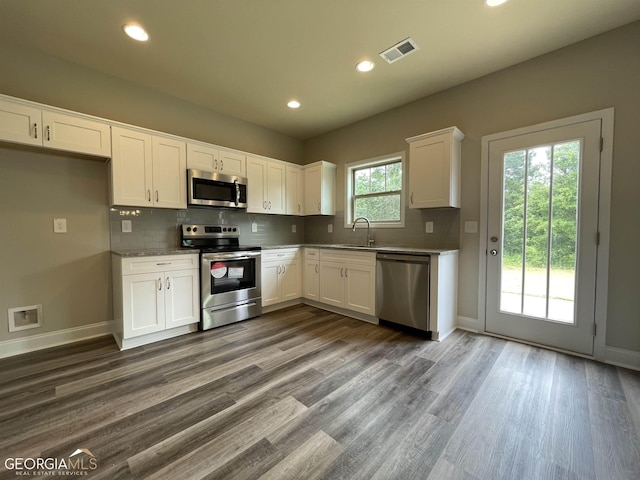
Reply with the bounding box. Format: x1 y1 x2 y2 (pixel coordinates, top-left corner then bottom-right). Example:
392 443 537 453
379 37 419 64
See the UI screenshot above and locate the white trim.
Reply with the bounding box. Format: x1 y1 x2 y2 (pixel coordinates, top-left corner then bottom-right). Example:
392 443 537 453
457 316 479 332
0 321 113 359
115 324 197 350
603 346 640 372
478 108 613 362
344 152 406 229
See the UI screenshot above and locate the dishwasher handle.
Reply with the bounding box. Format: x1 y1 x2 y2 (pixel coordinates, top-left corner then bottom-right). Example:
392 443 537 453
376 253 431 264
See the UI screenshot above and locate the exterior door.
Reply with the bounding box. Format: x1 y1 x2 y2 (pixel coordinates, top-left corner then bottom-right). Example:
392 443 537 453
485 119 601 355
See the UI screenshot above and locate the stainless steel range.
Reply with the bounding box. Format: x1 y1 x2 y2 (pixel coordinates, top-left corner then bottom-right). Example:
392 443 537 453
181 224 261 330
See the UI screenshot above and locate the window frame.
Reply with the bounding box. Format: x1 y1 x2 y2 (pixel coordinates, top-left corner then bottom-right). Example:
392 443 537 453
344 152 406 229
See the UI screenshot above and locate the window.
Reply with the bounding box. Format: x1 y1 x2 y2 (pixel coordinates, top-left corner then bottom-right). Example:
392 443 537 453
345 153 405 228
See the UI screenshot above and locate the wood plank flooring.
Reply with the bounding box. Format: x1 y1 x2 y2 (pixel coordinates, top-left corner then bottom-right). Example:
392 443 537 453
1 304 639 479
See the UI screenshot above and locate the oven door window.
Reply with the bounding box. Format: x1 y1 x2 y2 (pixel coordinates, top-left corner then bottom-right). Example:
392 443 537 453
208 258 256 294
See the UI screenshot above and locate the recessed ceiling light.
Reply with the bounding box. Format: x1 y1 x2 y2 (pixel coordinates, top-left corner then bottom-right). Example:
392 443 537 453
122 24 149 42
356 60 375 73
485 0 509 6
287 100 301 109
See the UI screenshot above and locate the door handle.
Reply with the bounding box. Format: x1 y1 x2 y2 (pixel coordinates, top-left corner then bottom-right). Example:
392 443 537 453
490 249 498 256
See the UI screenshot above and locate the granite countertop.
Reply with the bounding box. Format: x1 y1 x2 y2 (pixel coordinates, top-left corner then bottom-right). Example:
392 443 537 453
258 244 459 255
111 248 199 257
112 244 459 258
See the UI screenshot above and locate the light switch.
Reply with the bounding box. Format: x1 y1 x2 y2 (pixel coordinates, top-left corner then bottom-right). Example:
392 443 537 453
464 221 478 233
425 221 434 233
53 218 67 233
121 220 132 233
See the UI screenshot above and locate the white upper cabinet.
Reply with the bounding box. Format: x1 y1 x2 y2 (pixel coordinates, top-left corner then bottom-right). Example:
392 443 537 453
186 142 246 177
304 161 336 215
246 155 286 214
0 96 111 157
285 164 304 216
406 126 464 209
111 126 186 209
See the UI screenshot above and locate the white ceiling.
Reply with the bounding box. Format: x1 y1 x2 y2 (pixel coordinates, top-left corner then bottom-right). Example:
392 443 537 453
1 0 639 140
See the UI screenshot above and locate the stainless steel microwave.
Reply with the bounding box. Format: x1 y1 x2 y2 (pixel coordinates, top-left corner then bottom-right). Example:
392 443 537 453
187 169 248 208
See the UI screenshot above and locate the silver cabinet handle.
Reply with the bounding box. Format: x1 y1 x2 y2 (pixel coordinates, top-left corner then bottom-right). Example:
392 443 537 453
340 267 344 277
158 278 162 291
166 276 171 289
147 190 151 202
410 192 414 204
215 159 218 170
298 203 301 212
318 202 321 211
221 160 224 171
155 190 159 202
315 264 318 273
282 264 286 274
268 201 272 210
156 262 171 266
46 125 51 141
277 265 281 274
33 123 38 139
345 268 348 278
264 200 267 210
234 180 240 206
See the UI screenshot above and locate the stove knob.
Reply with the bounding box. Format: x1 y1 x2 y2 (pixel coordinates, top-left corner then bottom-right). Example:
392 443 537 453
232 227 237 232
223 227 227 232
193 227 198 233
186 227 191 232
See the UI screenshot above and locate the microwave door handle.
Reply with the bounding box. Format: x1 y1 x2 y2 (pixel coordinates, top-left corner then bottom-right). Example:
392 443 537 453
234 180 240 206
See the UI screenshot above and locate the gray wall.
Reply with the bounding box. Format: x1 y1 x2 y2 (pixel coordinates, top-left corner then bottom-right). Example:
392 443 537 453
0 146 111 342
303 21 640 353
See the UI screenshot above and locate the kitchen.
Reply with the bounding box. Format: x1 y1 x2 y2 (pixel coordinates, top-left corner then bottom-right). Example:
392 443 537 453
1 1 640 478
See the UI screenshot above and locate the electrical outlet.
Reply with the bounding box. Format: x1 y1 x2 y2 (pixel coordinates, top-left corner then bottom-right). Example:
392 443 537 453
121 220 132 233
53 218 67 233
292 224 296 233
251 221 258 233
425 221 434 234
328 224 333 233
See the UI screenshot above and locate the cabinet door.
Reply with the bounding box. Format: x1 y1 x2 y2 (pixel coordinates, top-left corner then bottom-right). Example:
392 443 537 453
303 260 320 300
319 261 345 307
304 165 322 215
218 150 246 177
345 264 376 315
0 99 42 146
42 110 111 157
187 142 218 171
286 165 304 215
281 259 301 302
267 161 286 214
261 262 282 306
246 156 268 213
123 273 165 338
165 269 199 329
152 136 187 209
111 126 154 207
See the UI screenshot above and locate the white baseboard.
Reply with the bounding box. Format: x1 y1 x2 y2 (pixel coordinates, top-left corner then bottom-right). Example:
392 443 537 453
457 316 479 332
603 346 640 371
0 321 113 359
116 324 198 351
262 298 303 314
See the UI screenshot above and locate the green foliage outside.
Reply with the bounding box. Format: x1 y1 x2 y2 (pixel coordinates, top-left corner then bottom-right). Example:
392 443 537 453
502 141 579 270
354 161 402 222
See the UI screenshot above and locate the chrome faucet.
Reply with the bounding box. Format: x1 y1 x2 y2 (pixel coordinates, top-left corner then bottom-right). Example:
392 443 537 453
352 216 374 246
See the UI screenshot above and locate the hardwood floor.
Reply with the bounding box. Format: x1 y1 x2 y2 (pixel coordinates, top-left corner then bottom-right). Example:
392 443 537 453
1 304 639 479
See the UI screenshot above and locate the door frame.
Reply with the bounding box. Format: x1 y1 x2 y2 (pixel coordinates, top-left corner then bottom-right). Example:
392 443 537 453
478 108 614 361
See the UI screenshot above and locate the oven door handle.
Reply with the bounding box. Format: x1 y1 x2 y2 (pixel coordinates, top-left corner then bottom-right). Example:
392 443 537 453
204 252 260 261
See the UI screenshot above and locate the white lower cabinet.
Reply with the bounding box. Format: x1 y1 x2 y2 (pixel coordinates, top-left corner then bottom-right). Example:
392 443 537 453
302 248 320 300
112 254 199 349
318 249 376 316
261 248 301 307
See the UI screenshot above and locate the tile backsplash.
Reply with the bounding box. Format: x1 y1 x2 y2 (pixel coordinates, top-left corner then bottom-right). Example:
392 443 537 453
109 207 305 250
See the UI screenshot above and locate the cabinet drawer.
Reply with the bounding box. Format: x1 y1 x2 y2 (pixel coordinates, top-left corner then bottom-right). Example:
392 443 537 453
320 249 375 266
263 248 300 262
120 254 199 275
304 248 319 259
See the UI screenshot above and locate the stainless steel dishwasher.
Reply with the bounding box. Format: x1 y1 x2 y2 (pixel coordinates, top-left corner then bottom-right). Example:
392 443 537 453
376 253 430 332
